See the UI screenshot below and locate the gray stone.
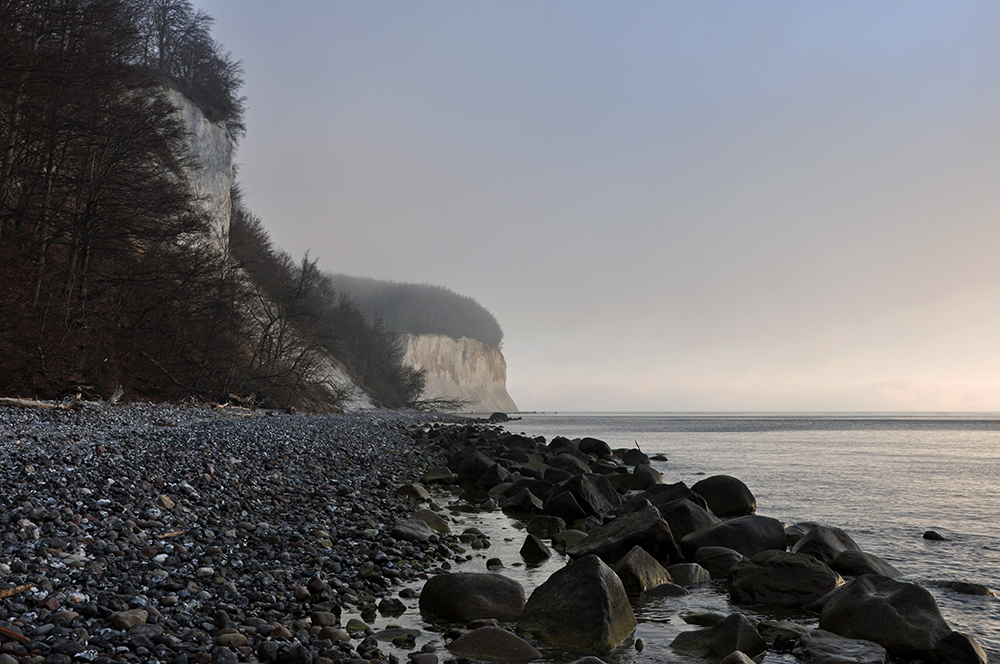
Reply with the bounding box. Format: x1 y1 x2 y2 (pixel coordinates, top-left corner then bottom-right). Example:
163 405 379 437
526 515 566 539
819 575 951 655
419 573 526 622
391 518 436 542
791 526 861 565
519 534 551 563
793 629 888 664
448 626 542 663
694 546 747 579
830 550 903 579
670 613 767 662
540 490 586 523
613 545 673 596
681 515 786 560
568 504 683 566
926 631 989 664
518 555 636 654
666 562 712 586
547 473 622 519
719 652 757 664
643 582 689 597
729 550 845 607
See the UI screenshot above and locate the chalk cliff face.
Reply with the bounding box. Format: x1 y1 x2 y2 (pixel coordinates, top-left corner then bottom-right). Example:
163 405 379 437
165 87 234 248
402 333 517 413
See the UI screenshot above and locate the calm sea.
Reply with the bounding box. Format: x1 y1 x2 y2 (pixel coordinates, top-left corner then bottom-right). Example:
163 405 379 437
494 413 1000 662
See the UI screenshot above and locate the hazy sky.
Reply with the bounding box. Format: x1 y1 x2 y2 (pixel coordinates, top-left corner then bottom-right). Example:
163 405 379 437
197 1 1000 412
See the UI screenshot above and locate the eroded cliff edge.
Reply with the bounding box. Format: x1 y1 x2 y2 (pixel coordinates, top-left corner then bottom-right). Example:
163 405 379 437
402 333 517 413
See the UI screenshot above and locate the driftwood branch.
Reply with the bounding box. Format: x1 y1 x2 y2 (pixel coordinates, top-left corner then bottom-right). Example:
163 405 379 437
0 584 33 599
0 397 81 411
0 625 30 643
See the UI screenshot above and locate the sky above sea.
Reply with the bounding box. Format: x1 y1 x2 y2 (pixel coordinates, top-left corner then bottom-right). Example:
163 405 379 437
196 1 1000 412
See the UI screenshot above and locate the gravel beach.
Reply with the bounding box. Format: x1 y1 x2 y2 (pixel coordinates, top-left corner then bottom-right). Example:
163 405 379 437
0 404 459 664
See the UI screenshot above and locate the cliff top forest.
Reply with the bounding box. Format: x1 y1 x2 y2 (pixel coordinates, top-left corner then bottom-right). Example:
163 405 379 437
0 0 428 410
324 274 504 348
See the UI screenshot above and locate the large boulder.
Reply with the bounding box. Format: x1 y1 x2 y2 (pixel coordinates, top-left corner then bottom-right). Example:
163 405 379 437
728 550 844 607
666 563 712 586
613 545 673 597
791 526 861 565
694 547 746 579
670 613 767 662
658 498 721 541
578 437 613 459
448 626 542 663
636 481 710 513
681 515 786 560
541 490 588 523
926 631 989 664
818 575 951 655
546 474 622 519
526 515 566 539
692 475 756 517
830 550 903 579
792 629 888 664
568 504 683 566
419 573 526 622
517 555 636 654
549 452 592 475
458 451 497 482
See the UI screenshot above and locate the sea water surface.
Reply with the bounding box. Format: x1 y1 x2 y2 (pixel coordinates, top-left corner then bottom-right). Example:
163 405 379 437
375 413 1000 664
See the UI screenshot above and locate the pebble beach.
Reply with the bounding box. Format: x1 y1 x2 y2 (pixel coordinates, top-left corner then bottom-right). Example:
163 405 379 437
0 404 462 664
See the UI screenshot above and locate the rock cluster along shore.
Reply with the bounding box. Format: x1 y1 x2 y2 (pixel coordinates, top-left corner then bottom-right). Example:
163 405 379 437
405 422 992 664
0 404 482 664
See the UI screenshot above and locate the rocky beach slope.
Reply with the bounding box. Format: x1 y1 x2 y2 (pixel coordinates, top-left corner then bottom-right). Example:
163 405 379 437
0 404 466 664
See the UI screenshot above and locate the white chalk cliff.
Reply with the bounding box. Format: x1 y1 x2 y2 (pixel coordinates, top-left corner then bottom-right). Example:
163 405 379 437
165 87 234 249
402 333 517 413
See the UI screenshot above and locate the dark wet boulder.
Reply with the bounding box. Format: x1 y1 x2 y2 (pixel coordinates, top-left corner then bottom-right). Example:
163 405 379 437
792 629 888 664
923 530 950 541
756 620 812 651
819 575 951 655
547 473 622 519
694 547 746 579
666 562 712 586
613 545 673 597
670 613 767 662
622 448 650 465
926 631 988 664
552 529 588 552
579 437 613 459
419 573 526 622
476 463 511 490
632 463 663 488
458 451 497 481
681 515 786 560
550 452 592 475
830 550 902 579
692 475 756 517
543 466 575 484
658 498 721 541
791 526 861 565
933 581 995 596
568 504 683 566
448 626 541 663
391 518 435 542
421 466 458 484
637 481 711 513
526 515 566 539
643 582 689 597
517 555 636 654
542 490 588 523
785 521 821 547
728 550 845 607
520 534 551 563
501 488 544 517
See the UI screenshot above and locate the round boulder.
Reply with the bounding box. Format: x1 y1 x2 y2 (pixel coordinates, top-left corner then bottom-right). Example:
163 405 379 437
792 629 888 664
448 626 542 663
830 550 902 579
790 526 861 565
420 573 526 623
926 631 988 664
729 550 844 608
681 515 786 560
670 613 766 662
568 504 683 566
691 475 756 517
694 547 746 579
819 575 951 655
613 545 673 597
